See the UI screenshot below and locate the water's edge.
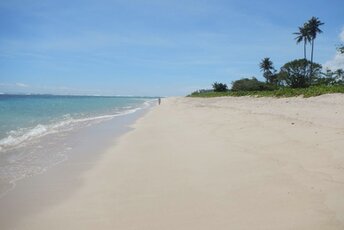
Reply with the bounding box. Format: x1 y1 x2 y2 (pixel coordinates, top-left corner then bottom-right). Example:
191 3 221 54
0 98 156 198
0 102 155 230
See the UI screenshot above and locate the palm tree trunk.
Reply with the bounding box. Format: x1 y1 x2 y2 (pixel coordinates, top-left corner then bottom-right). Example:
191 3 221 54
310 39 314 65
310 39 315 84
303 40 307 78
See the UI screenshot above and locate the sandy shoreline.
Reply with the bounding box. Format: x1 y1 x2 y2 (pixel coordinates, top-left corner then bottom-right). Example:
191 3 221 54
0 106 151 230
2 95 344 229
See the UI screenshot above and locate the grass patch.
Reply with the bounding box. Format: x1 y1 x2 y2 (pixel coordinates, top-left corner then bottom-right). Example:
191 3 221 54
188 85 344 98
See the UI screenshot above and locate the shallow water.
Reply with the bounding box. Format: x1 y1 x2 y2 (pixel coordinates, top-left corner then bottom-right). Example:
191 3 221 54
0 95 156 197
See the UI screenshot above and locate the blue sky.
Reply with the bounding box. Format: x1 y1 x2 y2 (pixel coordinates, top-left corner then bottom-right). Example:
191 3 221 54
1 0 343 96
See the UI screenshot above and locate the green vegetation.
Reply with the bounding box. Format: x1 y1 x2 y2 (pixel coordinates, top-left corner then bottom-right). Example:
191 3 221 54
280 59 321 88
188 16 344 98
231 77 274 91
189 85 344 98
212 82 228 92
306 17 324 77
294 24 311 60
259 58 277 84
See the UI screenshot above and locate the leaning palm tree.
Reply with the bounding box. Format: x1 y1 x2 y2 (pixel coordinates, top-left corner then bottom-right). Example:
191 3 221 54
259 57 275 84
294 24 311 60
307 17 324 77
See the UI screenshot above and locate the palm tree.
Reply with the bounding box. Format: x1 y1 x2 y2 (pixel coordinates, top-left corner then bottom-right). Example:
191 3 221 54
260 58 275 84
294 24 311 60
307 17 324 77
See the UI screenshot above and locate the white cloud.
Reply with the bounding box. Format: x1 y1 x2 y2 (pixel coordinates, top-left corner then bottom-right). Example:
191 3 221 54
324 28 344 70
0 82 28 88
324 54 344 70
15 83 29 87
340 28 344 41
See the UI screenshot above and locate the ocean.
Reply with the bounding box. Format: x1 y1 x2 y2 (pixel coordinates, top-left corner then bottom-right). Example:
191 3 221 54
0 95 156 197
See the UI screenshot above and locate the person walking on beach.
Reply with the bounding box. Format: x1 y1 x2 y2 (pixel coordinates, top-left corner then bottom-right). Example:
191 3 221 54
158 98 161 105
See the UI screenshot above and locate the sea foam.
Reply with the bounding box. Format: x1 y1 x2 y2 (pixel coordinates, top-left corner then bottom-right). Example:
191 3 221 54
0 96 156 198
0 98 155 153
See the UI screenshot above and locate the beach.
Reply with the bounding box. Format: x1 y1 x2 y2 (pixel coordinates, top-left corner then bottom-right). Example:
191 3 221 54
1 95 344 229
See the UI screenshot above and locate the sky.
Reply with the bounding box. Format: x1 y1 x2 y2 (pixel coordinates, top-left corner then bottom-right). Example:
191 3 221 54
1 0 344 96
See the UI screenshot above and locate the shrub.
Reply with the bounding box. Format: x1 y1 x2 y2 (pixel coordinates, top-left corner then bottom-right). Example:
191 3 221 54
212 82 228 92
280 59 322 88
231 77 274 91
188 85 344 98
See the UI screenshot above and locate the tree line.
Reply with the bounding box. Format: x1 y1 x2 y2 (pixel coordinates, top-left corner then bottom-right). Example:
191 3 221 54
211 17 343 93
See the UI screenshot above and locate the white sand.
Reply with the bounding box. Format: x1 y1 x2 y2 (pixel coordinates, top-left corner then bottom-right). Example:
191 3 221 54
11 95 344 229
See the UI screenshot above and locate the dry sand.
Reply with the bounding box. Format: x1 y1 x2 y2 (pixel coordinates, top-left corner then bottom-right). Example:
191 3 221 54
9 95 344 229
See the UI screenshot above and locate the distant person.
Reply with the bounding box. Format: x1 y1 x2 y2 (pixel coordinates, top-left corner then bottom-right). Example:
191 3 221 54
158 98 161 105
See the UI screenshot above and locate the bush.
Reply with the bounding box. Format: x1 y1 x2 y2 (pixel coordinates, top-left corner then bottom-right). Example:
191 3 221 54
212 82 228 92
280 59 322 88
188 85 344 98
231 77 274 91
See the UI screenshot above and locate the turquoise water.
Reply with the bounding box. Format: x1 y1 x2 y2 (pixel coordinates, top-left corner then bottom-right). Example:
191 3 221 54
0 95 155 196
0 95 153 151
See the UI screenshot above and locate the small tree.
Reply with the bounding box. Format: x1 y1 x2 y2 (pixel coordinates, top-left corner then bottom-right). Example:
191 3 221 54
275 71 289 86
212 82 228 92
314 68 337 86
334 69 344 83
231 77 274 91
280 59 321 88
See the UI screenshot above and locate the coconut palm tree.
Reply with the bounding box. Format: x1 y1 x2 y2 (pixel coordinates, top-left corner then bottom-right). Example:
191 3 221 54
307 17 324 77
259 57 275 84
294 24 311 60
